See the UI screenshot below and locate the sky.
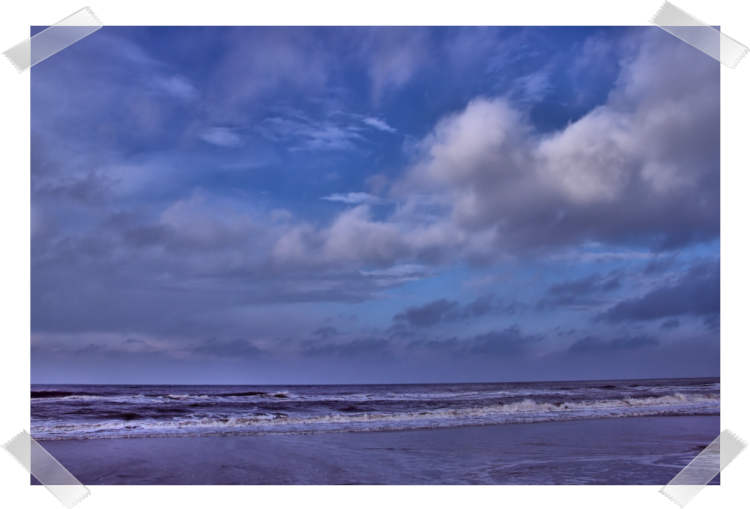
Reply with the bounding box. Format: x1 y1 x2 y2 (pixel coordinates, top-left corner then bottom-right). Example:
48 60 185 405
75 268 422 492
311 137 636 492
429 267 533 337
30 26 720 384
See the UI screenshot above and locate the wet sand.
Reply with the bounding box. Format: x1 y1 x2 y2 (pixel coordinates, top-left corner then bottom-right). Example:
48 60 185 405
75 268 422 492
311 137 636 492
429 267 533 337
35 415 719 485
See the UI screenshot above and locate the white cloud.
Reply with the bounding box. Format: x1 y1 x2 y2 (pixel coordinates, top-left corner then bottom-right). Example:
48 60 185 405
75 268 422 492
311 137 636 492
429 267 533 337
259 114 365 152
361 27 431 102
322 192 385 205
157 75 198 101
510 70 553 104
269 29 720 268
398 30 718 252
160 195 252 247
360 264 435 286
361 117 397 133
537 107 635 204
271 209 293 222
207 28 331 116
199 127 243 147
272 205 411 269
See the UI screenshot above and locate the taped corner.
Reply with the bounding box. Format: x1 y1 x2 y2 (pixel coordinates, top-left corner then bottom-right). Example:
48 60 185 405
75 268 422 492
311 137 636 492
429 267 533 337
659 429 748 507
2 7 103 73
650 1 749 68
2 430 91 508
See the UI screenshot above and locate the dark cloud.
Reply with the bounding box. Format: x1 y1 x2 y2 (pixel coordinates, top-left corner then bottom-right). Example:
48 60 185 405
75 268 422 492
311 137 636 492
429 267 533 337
548 274 619 295
468 327 544 356
643 255 679 275
297 325 543 361
31 210 437 337
311 326 341 339
703 314 720 332
466 293 514 316
406 337 461 352
33 171 117 205
599 262 719 323
31 332 718 384
392 294 514 328
403 326 543 357
303 338 391 358
77 344 105 354
386 322 422 340
31 259 437 339
393 299 461 328
660 319 679 330
568 335 658 354
554 326 578 337
190 339 263 358
538 272 622 310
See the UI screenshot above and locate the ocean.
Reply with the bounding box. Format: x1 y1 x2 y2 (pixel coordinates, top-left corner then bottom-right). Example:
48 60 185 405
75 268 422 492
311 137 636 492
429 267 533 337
31 377 719 441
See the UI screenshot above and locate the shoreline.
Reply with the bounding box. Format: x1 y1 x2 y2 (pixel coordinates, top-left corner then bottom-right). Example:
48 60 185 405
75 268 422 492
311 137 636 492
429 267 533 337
33 410 719 442
34 414 720 485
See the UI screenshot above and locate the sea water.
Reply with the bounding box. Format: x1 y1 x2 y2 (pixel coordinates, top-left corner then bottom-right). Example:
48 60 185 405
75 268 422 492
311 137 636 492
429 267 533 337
31 378 719 441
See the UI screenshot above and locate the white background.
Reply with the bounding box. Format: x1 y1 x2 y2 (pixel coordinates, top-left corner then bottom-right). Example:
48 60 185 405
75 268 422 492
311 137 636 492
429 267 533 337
0 1 747 508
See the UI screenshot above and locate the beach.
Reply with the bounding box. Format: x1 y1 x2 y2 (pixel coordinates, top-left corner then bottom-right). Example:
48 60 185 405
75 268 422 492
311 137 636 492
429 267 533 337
36 415 719 485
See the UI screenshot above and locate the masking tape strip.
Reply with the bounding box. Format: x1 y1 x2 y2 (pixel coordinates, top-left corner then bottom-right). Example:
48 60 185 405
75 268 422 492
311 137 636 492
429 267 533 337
660 429 748 507
650 1 748 68
2 7 102 73
2 430 90 508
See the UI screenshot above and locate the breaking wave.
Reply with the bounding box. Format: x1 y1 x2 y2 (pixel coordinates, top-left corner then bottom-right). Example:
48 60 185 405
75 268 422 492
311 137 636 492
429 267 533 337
31 393 719 441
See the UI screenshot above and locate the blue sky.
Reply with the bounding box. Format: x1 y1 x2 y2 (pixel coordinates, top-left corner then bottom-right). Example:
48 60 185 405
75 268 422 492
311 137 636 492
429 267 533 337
30 26 720 384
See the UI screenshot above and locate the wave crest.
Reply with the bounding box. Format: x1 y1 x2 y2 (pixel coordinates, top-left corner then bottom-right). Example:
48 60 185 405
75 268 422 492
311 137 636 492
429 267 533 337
31 393 719 440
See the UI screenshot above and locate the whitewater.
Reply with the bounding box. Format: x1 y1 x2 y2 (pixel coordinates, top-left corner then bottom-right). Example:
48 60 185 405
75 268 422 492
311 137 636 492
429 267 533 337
30 378 719 440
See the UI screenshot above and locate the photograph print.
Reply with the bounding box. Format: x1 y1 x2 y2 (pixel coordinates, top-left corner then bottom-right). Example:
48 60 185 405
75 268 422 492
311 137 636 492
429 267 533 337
30 26 720 485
